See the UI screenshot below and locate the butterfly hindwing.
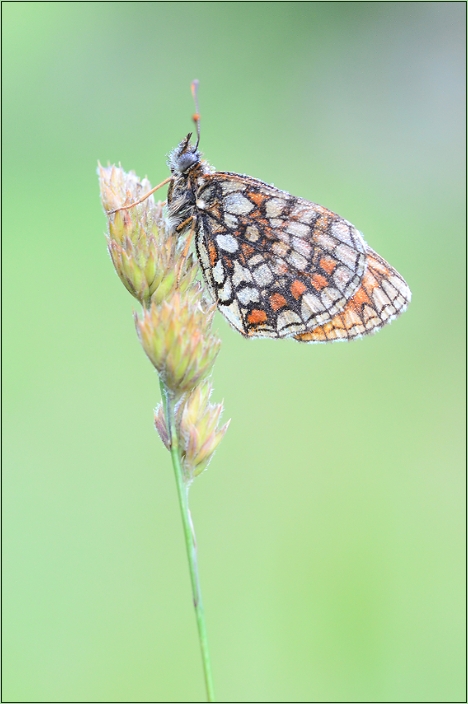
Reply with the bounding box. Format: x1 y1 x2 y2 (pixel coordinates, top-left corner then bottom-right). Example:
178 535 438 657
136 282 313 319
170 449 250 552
294 246 411 343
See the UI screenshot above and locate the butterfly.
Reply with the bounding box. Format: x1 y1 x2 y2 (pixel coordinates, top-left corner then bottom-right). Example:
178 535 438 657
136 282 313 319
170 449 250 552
113 81 411 342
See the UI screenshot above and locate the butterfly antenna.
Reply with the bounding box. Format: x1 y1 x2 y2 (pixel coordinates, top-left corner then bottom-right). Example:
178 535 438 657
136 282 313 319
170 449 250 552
191 79 201 149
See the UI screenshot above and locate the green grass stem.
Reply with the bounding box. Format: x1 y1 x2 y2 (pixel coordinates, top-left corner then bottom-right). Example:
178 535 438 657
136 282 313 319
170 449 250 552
160 379 216 702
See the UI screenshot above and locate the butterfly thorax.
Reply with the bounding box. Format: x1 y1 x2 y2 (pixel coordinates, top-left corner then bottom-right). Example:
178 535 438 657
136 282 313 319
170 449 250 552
166 136 213 235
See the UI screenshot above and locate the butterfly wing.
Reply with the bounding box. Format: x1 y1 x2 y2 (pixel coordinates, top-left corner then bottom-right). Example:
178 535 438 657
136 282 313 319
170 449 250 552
193 172 367 338
294 246 411 343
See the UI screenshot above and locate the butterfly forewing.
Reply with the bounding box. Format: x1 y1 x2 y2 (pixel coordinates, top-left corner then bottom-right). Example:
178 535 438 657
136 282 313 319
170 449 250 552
194 173 367 338
166 133 410 342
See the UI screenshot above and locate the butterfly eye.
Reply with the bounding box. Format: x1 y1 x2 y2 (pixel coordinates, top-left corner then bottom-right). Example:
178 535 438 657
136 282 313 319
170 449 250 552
176 151 199 173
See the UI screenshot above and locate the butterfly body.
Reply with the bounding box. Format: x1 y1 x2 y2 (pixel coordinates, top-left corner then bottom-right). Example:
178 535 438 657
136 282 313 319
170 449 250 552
166 136 411 342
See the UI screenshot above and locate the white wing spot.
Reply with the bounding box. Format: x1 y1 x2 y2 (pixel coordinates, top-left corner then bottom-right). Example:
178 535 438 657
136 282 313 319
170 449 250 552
372 288 388 312
335 244 358 269
216 234 238 252
197 238 210 268
291 237 311 258
224 213 238 228
288 251 308 270
249 254 264 266
224 193 255 215
221 181 245 194
301 293 324 319
277 310 302 332
232 260 253 286
286 221 310 238
245 225 260 242
381 279 398 299
290 201 317 222
331 221 353 245
321 287 342 307
237 287 260 305
252 264 273 286
272 241 289 258
297 209 317 224
265 198 285 218
333 266 353 291
319 233 340 250
212 259 225 284
217 278 232 301
200 185 215 200
390 276 409 295
269 218 284 228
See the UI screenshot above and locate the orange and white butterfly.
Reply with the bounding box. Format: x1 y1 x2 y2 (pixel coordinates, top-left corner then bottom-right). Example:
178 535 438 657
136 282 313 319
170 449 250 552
115 82 411 342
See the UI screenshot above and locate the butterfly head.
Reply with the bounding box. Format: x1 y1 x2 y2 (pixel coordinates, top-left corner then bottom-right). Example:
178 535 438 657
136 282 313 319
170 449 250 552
167 133 201 175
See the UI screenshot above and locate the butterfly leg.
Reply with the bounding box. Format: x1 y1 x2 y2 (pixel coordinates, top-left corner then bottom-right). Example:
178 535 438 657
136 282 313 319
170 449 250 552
107 176 172 215
176 216 196 284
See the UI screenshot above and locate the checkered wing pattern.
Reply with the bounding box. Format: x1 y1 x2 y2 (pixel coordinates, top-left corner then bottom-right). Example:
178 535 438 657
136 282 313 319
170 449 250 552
294 246 411 343
194 172 368 338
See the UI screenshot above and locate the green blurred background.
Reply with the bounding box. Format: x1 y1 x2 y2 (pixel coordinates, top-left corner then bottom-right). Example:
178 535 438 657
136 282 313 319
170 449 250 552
3 2 465 702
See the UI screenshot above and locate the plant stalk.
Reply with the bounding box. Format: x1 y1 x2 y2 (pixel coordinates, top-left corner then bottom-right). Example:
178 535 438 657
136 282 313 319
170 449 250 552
160 379 215 702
